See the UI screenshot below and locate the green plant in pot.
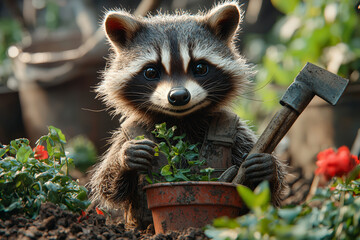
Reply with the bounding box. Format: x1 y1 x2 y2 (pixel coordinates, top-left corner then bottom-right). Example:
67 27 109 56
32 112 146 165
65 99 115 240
141 123 244 234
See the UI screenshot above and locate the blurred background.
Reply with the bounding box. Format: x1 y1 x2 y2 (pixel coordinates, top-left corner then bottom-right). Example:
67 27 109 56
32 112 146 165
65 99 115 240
0 0 359 202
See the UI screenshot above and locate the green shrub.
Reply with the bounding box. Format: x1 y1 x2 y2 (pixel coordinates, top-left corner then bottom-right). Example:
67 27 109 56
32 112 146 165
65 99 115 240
205 172 360 240
0 126 90 218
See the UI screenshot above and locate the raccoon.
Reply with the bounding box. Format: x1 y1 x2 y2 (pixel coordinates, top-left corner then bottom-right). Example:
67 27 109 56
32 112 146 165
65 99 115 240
89 2 286 229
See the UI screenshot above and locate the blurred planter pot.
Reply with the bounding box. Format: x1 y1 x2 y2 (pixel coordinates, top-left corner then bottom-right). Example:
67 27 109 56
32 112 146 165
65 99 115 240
289 83 360 178
144 181 244 234
0 86 25 143
9 30 117 153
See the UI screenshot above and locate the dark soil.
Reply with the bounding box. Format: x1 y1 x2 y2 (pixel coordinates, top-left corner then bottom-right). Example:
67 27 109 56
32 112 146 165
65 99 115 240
0 203 209 240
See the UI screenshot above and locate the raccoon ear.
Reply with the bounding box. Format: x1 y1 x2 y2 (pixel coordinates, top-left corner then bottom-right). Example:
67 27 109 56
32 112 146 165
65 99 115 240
205 3 241 42
104 12 142 49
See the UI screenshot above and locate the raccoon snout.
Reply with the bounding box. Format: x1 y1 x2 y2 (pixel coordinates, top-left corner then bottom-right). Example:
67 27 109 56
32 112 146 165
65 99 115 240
168 87 191 106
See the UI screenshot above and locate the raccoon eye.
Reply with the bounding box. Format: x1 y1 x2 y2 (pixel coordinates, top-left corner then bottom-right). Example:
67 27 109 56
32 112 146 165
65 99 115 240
193 63 209 76
143 67 160 80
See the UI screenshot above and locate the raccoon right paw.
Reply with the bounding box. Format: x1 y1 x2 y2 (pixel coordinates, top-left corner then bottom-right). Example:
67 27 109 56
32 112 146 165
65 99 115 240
120 139 157 171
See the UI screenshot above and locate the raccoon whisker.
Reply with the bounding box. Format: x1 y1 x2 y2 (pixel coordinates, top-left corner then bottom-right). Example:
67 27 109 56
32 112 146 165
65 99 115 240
201 82 233 92
242 78 272 95
236 94 268 102
205 87 233 94
207 94 229 102
131 84 155 92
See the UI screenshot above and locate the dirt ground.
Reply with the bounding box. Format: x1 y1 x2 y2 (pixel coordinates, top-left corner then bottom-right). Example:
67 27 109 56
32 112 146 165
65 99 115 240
0 203 209 240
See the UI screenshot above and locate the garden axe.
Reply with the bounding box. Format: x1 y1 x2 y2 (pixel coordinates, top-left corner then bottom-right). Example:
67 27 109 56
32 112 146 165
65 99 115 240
232 62 349 184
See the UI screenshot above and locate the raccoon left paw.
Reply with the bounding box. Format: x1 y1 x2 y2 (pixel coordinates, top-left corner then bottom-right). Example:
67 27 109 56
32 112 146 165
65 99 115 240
242 153 275 187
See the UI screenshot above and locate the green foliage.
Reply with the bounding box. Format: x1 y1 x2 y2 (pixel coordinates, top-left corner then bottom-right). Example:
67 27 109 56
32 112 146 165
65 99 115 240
271 0 299 14
205 178 360 240
145 123 215 183
0 19 23 85
262 0 360 83
66 135 97 172
0 126 90 219
238 0 360 126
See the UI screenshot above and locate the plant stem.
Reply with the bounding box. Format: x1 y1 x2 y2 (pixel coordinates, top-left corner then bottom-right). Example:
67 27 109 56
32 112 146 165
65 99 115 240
306 175 320 201
335 191 345 238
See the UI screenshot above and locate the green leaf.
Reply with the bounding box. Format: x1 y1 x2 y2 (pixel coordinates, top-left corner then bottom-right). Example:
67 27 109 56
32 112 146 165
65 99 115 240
154 146 159 157
212 216 240 229
164 175 177 182
0 160 12 170
145 175 153 184
165 125 177 139
237 185 257 210
161 165 172 176
16 146 33 163
0 148 8 158
76 186 88 201
187 144 198 151
346 165 360 184
134 135 145 140
10 140 20 150
204 227 240 240
46 139 54 157
49 126 66 144
173 133 186 140
184 152 198 161
14 172 34 188
35 171 54 182
278 206 302 223
171 155 180 164
52 175 71 185
3 200 21 212
175 140 186 153
254 181 271 209
236 181 270 211
271 0 299 14
158 142 169 156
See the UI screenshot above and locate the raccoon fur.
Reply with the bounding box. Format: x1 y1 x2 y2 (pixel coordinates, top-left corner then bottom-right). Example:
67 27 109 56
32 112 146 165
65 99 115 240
89 2 286 229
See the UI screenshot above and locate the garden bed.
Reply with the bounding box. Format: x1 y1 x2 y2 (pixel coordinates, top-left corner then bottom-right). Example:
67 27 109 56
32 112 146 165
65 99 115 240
0 202 209 240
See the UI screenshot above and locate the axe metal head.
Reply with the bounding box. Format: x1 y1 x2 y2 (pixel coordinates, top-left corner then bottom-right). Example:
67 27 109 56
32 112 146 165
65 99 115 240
280 62 349 113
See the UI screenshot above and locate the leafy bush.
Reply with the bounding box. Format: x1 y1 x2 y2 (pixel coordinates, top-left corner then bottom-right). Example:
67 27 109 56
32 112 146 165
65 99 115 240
0 126 90 218
142 123 215 183
205 147 360 240
206 179 360 240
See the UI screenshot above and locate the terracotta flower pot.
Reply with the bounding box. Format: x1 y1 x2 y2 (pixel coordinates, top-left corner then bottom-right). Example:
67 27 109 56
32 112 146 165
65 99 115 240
144 181 244 234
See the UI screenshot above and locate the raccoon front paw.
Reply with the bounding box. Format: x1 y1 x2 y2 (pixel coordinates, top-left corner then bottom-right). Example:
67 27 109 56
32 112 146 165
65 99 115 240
242 153 275 187
120 139 157 171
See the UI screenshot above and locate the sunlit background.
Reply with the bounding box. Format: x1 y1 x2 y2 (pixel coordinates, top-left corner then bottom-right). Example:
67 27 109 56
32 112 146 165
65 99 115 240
0 0 359 196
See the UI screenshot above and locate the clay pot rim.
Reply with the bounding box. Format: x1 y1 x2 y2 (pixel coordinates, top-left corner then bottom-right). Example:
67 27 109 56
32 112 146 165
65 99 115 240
143 181 238 190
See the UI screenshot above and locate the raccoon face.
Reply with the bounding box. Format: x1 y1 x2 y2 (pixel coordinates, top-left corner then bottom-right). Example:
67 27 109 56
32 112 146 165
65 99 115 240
99 2 253 119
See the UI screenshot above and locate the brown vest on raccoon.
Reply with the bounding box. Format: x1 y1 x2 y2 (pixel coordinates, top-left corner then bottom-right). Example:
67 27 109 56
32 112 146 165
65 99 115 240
120 110 239 227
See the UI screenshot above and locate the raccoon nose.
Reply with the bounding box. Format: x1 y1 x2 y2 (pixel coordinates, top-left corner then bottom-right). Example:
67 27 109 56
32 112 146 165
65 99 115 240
168 87 191 106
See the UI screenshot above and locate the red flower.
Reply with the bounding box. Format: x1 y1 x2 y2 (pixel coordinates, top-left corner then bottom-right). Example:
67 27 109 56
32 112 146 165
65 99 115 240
315 146 359 181
33 145 49 160
96 207 104 216
77 210 88 222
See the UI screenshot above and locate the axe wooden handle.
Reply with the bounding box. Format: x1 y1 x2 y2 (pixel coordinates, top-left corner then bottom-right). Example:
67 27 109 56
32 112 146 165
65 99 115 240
232 105 299 184
231 63 349 184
